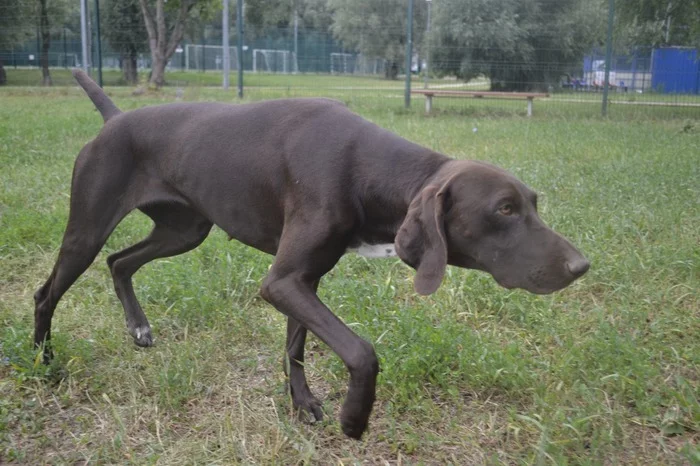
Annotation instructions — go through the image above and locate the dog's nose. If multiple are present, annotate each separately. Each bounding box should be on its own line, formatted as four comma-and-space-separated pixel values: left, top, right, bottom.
566, 257, 590, 278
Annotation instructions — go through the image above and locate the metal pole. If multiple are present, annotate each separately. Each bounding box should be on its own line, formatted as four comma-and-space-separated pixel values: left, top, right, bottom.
94, 0, 103, 87
63, 28, 67, 68
602, 0, 614, 117
404, 0, 414, 108
36, 28, 40, 69
424, 0, 431, 89
631, 47, 637, 91
664, 1, 672, 44
237, 0, 244, 98
222, 0, 230, 89
293, 9, 298, 74
80, 0, 89, 73
201, 28, 206, 72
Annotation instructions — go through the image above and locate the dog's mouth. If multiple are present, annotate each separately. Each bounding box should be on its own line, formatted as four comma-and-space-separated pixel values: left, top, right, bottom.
492, 268, 583, 295
495, 278, 567, 295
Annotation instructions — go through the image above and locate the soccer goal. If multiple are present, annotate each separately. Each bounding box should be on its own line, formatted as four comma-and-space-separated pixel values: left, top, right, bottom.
184, 44, 239, 71
354, 55, 387, 75
330, 53, 354, 74
252, 49, 298, 74
330, 53, 387, 76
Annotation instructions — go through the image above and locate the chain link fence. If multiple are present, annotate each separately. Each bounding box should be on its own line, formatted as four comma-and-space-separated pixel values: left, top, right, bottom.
1, 1, 698, 119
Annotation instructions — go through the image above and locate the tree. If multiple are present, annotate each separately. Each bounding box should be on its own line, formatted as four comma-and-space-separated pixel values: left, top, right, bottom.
138, 0, 217, 87
245, 0, 295, 30
35, 0, 74, 86
328, 0, 428, 79
103, 0, 148, 84
243, 0, 334, 35
38, 0, 51, 85
430, 0, 606, 91
616, 0, 700, 47
0, 0, 34, 84
299, 0, 334, 32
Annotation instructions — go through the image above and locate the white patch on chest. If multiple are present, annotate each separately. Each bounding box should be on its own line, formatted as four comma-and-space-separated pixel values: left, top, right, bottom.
349, 243, 397, 258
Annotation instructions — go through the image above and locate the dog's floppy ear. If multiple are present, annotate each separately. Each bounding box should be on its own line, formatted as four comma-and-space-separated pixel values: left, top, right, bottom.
395, 184, 449, 295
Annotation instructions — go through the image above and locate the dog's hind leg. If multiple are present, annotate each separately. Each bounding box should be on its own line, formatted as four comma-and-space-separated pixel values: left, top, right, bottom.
284, 280, 323, 422
34, 149, 131, 360
106, 203, 212, 347
34, 223, 121, 361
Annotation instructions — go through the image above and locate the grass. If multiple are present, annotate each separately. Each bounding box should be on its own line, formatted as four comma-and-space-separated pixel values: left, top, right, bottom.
3, 67, 438, 89
6, 66, 700, 112
0, 84, 698, 464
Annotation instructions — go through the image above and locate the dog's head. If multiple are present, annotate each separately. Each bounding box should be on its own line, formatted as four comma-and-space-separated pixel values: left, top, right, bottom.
395, 161, 589, 295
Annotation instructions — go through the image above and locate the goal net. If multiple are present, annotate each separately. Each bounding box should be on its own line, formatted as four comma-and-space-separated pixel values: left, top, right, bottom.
252, 49, 298, 74
184, 44, 239, 71
330, 53, 354, 74
330, 53, 387, 76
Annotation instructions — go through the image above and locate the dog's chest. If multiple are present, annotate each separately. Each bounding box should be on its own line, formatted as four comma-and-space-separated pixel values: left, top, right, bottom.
347, 243, 397, 258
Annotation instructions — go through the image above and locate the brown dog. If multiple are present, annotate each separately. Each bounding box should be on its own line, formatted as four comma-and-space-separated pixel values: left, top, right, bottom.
34, 70, 589, 439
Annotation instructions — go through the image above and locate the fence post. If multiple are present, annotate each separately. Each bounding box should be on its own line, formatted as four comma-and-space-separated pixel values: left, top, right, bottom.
629, 49, 634, 90
94, 0, 103, 87
223, 0, 230, 89
80, 0, 89, 73
36, 28, 40, 69
63, 28, 67, 68
602, 0, 614, 117
404, 0, 414, 108
424, 0, 432, 89
293, 9, 299, 74
201, 28, 206, 72
237, 0, 244, 98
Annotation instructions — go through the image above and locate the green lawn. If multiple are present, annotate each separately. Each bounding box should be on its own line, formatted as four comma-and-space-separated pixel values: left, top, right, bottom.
0, 87, 698, 464
5, 66, 700, 119
3, 67, 435, 89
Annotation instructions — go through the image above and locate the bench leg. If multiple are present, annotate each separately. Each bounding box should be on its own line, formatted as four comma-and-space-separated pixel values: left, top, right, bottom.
527, 97, 533, 117
425, 95, 432, 114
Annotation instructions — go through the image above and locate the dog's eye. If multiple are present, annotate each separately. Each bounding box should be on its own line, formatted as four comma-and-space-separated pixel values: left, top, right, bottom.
498, 204, 514, 216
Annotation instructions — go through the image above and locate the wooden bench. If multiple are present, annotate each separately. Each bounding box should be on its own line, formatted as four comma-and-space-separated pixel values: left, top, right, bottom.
412, 90, 549, 117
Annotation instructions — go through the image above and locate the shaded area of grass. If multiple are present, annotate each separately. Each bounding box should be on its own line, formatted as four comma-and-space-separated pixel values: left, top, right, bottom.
0, 90, 698, 464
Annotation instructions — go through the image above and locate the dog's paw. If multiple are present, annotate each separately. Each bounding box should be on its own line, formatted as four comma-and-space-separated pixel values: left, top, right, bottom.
41, 346, 54, 365
340, 412, 368, 440
293, 395, 324, 423
340, 418, 366, 440
130, 325, 154, 347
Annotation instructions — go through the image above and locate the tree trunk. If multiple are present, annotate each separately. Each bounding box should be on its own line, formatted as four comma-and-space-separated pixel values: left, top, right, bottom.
121, 50, 139, 85
663, 1, 673, 45
39, 0, 52, 86
0, 59, 6, 86
139, 0, 191, 88
385, 61, 399, 80
150, 54, 167, 87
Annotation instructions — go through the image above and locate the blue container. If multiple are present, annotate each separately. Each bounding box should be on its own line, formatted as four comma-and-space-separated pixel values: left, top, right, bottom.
651, 48, 700, 94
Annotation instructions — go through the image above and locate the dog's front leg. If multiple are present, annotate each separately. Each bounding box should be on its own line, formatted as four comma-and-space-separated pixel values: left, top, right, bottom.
261, 230, 378, 439
284, 315, 323, 422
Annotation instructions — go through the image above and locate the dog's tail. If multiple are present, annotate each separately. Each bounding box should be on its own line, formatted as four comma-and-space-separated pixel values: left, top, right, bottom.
72, 69, 121, 123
